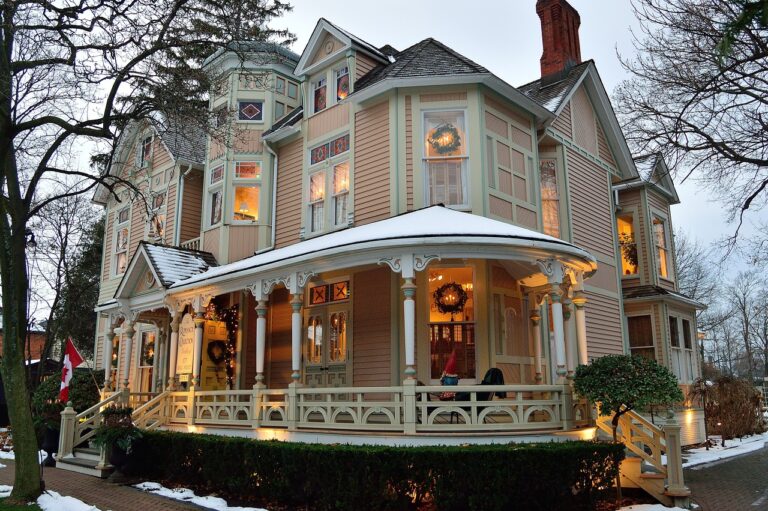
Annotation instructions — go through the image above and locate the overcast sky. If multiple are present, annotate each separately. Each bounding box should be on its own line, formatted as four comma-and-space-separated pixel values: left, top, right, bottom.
280, 0, 758, 263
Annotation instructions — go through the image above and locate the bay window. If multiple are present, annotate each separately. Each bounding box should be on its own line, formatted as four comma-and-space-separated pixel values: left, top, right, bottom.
669, 315, 697, 383
287, 81, 298, 99
617, 214, 638, 275
232, 161, 261, 223
307, 134, 351, 234
627, 315, 654, 360
423, 110, 468, 208
653, 216, 670, 278
114, 207, 129, 276
540, 159, 560, 237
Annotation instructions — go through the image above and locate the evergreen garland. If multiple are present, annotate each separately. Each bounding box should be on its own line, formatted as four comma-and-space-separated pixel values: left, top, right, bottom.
427, 123, 461, 154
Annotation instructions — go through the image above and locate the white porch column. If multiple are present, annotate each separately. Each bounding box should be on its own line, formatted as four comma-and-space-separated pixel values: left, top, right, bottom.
402, 278, 417, 378
103, 325, 115, 389
192, 313, 205, 388
563, 299, 575, 377
167, 311, 181, 388
290, 294, 302, 382
549, 288, 567, 379
121, 322, 135, 390
573, 291, 589, 365
530, 309, 543, 383
255, 300, 268, 387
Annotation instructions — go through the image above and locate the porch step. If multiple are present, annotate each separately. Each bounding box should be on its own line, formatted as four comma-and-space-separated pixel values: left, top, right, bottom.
619, 458, 673, 507
56, 450, 111, 478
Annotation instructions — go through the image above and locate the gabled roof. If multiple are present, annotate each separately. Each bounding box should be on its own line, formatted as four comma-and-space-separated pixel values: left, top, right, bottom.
294, 18, 389, 77
169, 205, 596, 293
629, 153, 680, 204
114, 242, 218, 299
355, 38, 489, 91
519, 61, 639, 180
518, 61, 592, 112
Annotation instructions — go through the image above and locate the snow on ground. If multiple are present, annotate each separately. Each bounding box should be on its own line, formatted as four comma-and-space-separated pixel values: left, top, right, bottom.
37, 490, 101, 511
0, 486, 100, 510
135, 482, 267, 511
683, 432, 768, 469
0, 449, 50, 462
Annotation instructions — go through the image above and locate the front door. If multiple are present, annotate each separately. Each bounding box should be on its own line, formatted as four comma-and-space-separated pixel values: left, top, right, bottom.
304, 305, 351, 387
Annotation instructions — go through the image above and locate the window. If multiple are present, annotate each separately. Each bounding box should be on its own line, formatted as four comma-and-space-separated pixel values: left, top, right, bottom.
333, 162, 349, 226
335, 66, 349, 101
209, 189, 222, 226
232, 162, 261, 223
540, 159, 560, 237
138, 136, 152, 167
307, 316, 323, 364
238, 101, 263, 121
313, 78, 327, 113
309, 172, 325, 233
308, 281, 349, 305
114, 207, 129, 275
329, 312, 347, 362
140, 331, 155, 367
617, 214, 638, 275
307, 135, 351, 234
149, 192, 165, 239
653, 216, 670, 278
213, 107, 228, 129
275, 101, 285, 120
669, 316, 679, 347
275, 76, 286, 95
210, 164, 224, 185
627, 315, 655, 360
669, 315, 696, 383
287, 81, 298, 99
424, 111, 468, 207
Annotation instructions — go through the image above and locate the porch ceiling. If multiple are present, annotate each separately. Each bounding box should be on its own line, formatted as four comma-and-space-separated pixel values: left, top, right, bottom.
169, 206, 597, 298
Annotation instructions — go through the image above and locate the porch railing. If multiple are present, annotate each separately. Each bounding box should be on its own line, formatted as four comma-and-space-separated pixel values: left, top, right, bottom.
179, 237, 201, 251
161, 383, 582, 435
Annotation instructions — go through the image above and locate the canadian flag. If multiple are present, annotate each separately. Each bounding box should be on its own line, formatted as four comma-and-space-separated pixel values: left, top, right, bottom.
59, 338, 84, 403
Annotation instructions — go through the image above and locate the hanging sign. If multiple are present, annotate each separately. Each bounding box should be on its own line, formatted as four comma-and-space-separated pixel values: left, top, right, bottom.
176, 313, 196, 376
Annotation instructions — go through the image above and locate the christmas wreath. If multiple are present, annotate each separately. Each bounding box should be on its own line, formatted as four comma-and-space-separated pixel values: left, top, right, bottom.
432, 281, 468, 315
206, 340, 227, 365
427, 123, 461, 155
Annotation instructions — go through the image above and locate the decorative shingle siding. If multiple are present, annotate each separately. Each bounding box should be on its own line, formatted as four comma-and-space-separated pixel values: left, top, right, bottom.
354, 100, 390, 225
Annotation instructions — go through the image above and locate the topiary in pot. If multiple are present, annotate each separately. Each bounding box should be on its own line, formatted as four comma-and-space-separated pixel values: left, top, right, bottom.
92, 406, 142, 483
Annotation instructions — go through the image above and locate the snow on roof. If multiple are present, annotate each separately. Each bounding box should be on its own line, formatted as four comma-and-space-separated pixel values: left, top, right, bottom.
633, 153, 660, 182
171, 206, 593, 290
142, 243, 218, 288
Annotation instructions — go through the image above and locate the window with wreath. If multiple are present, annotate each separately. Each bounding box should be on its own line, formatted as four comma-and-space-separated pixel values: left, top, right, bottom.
307, 134, 350, 234
114, 207, 129, 275
540, 159, 560, 238
424, 111, 468, 208
653, 216, 671, 278
617, 214, 638, 275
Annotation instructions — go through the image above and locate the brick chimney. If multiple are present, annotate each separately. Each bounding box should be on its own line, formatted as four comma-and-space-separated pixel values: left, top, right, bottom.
537, 0, 582, 77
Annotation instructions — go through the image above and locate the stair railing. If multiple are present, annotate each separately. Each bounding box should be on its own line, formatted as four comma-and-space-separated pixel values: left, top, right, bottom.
57, 391, 122, 459
132, 390, 171, 430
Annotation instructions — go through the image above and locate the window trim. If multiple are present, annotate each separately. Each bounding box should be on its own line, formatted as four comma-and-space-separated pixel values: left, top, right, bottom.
305, 133, 352, 236
231, 161, 262, 224
311, 77, 327, 115
651, 210, 674, 282
206, 185, 224, 228
626, 312, 656, 361
421, 108, 470, 210
148, 188, 167, 241
617, 208, 641, 278
236, 100, 265, 123
335, 65, 349, 102
668, 313, 697, 383
138, 134, 153, 168
287, 80, 299, 100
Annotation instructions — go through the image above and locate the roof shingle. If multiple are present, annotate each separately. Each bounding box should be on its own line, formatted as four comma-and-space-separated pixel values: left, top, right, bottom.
142, 242, 218, 288
518, 61, 592, 112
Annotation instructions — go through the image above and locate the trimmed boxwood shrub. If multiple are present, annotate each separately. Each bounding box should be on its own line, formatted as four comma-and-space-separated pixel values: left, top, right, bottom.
127, 430, 624, 511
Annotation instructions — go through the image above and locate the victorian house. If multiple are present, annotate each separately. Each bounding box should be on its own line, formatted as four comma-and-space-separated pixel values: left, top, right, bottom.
62, 2, 701, 497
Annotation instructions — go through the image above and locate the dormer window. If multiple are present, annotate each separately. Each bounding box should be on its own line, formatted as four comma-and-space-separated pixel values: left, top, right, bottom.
307, 134, 351, 234
114, 207, 130, 276
336, 66, 349, 101
313, 78, 327, 113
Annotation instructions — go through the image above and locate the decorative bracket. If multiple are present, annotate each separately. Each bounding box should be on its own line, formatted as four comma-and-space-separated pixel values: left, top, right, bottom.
379, 253, 441, 278
536, 258, 565, 285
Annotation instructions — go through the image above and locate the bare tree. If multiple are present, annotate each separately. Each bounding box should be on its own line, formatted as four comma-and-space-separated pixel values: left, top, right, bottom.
616, 0, 768, 251
0, 0, 293, 501
726, 272, 763, 383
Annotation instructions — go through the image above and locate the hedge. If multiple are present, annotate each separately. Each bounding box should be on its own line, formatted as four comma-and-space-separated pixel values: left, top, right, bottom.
127, 430, 624, 511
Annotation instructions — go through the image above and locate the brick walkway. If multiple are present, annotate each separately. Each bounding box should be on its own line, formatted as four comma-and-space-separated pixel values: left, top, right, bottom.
686, 445, 768, 511
0, 460, 201, 511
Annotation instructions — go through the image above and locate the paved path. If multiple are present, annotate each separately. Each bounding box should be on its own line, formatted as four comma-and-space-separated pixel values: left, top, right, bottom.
0, 460, 201, 511
686, 444, 768, 510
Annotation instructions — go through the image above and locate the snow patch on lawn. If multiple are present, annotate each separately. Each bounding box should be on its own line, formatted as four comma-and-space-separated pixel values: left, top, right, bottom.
0, 485, 11, 498
135, 482, 267, 511
0, 449, 49, 461
37, 490, 101, 511
683, 432, 768, 469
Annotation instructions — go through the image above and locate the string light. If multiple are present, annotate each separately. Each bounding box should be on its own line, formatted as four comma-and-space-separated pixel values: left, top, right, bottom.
205, 301, 240, 388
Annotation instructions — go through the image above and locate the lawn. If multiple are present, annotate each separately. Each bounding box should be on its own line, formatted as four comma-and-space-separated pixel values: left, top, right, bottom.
0, 499, 42, 510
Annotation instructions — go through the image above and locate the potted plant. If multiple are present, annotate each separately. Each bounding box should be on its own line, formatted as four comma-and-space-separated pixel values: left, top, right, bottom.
92, 406, 142, 482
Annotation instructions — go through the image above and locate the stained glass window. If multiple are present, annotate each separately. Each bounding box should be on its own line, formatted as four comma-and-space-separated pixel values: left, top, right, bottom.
238, 101, 263, 121
310, 285, 327, 305
332, 281, 349, 301
336, 67, 349, 101
330, 134, 349, 157
310, 134, 349, 165
310, 144, 329, 165
313, 78, 327, 113
210, 164, 224, 184
235, 161, 261, 179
